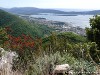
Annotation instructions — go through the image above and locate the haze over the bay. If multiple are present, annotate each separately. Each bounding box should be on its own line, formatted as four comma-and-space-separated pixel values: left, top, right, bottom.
0, 0, 100, 10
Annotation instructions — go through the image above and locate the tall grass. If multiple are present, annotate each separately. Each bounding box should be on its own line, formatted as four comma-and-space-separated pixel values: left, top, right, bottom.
27, 52, 96, 75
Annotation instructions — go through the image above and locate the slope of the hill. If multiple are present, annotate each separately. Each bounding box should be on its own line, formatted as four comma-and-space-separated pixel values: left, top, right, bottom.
43, 32, 87, 44
0, 9, 53, 38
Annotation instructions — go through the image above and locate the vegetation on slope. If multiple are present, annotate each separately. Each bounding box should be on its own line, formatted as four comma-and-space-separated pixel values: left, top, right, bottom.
0, 9, 53, 38
86, 15, 100, 64
0, 9, 99, 75
0, 27, 97, 75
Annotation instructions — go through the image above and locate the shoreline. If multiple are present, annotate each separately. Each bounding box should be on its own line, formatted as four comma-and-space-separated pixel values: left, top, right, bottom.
20, 15, 86, 36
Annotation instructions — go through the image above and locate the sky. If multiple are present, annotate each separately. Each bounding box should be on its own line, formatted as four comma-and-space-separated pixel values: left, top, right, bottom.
0, 0, 100, 9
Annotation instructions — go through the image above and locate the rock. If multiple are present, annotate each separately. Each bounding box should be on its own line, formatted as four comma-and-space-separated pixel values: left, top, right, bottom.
53, 64, 73, 75
0, 47, 17, 75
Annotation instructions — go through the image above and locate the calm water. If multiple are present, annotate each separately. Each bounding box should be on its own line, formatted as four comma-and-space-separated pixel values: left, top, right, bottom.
31, 14, 93, 28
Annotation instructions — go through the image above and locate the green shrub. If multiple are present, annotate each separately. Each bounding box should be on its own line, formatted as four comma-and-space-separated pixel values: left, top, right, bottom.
26, 52, 96, 75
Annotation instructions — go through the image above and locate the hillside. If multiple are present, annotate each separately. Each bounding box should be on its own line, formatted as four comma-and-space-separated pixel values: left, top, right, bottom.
0, 9, 53, 38
0, 9, 98, 75
43, 32, 86, 44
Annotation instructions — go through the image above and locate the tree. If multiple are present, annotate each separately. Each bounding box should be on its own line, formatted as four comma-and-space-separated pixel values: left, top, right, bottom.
86, 15, 100, 64
0, 27, 8, 47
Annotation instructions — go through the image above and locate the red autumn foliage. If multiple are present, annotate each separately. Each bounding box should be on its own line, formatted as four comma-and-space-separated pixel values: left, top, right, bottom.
5, 34, 34, 50
4, 26, 34, 53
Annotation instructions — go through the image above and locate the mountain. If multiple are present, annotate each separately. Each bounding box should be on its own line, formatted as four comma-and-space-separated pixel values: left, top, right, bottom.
0, 9, 53, 38
1, 7, 66, 15
85, 10, 100, 15
1, 7, 100, 15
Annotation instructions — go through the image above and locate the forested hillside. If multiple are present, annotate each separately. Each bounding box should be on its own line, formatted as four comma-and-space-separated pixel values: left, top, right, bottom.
0, 9, 53, 38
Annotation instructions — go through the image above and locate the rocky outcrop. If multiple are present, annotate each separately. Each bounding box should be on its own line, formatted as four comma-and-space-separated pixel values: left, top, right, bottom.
0, 47, 18, 75
53, 64, 73, 75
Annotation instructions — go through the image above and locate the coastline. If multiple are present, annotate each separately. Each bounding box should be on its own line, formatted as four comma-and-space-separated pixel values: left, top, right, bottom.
20, 15, 86, 36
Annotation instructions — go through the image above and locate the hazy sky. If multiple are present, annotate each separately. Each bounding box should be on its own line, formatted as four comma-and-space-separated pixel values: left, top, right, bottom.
0, 0, 100, 9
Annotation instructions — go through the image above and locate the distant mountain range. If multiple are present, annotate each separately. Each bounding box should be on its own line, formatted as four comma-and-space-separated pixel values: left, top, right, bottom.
0, 7, 100, 15
0, 7, 66, 15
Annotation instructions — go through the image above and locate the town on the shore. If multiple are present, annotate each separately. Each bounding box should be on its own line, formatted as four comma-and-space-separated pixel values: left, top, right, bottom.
20, 15, 86, 36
